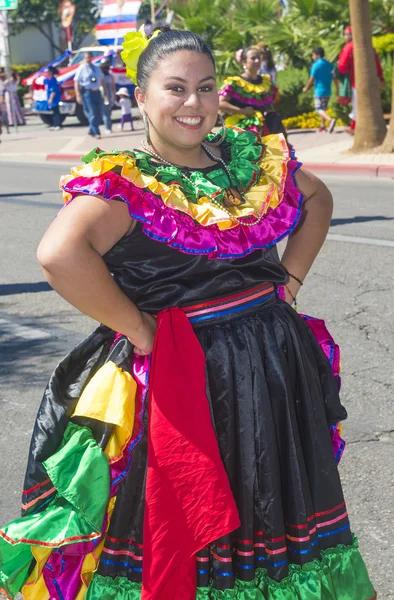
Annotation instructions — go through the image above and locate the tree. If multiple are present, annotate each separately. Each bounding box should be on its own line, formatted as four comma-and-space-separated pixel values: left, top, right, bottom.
349, 0, 387, 150
10, 0, 97, 55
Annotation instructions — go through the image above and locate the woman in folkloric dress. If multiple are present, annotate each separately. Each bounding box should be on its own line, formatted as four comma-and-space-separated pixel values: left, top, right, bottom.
0, 29, 375, 600
219, 46, 286, 138
4, 70, 25, 126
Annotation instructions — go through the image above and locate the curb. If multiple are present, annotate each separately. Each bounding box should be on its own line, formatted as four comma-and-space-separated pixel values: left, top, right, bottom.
46, 153, 394, 179
47, 153, 82, 162
302, 162, 394, 178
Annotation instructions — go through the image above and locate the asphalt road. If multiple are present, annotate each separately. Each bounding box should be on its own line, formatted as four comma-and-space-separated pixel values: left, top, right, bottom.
0, 163, 393, 598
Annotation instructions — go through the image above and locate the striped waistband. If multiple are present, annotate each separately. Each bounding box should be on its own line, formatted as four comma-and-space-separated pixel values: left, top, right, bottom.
182, 282, 276, 325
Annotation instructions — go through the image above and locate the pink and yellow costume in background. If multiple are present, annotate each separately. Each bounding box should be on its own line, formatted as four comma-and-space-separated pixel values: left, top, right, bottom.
219, 75, 280, 135
0, 128, 374, 599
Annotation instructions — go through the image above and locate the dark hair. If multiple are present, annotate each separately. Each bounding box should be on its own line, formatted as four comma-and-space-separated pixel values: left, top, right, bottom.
137, 29, 215, 90
313, 47, 325, 58
151, 24, 171, 35
261, 46, 275, 71
47, 66, 59, 75
240, 46, 260, 63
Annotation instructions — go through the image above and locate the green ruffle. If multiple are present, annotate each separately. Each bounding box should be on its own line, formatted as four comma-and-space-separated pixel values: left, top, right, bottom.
0, 422, 110, 598
85, 538, 374, 600
80, 127, 265, 205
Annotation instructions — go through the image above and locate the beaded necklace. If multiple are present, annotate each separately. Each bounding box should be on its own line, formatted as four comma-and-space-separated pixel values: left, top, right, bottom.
140, 140, 264, 228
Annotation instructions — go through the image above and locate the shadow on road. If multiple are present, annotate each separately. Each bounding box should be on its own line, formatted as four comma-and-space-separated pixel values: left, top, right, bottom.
0, 192, 45, 198
0, 337, 61, 381
331, 215, 394, 227
0, 282, 52, 296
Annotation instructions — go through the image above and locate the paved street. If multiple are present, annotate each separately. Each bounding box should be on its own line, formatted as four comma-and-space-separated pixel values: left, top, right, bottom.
0, 163, 393, 598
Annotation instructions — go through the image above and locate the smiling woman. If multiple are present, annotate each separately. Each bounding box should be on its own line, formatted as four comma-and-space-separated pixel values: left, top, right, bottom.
0, 28, 376, 600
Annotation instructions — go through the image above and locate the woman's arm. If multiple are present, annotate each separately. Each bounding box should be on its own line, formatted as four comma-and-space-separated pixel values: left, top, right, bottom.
37, 195, 156, 354
281, 169, 333, 302
219, 97, 254, 117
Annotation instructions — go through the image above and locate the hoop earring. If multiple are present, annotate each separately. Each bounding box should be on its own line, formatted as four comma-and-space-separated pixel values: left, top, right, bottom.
205, 114, 226, 147
142, 112, 151, 145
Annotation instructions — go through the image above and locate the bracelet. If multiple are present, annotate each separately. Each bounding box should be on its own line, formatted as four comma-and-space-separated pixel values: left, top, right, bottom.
285, 284, 298, 310
288, 272, 303, 286
282, 266, 303, 286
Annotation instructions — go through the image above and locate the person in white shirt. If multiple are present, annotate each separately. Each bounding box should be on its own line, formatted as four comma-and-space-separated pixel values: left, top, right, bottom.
74, 52, 103, 138
116, 87, 134, 131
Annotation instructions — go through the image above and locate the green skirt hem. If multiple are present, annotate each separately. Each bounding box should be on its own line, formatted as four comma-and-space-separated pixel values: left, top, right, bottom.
86, 537, 375, 599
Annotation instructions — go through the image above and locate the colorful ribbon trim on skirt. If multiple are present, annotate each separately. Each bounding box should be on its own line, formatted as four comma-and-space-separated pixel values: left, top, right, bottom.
181, 282, 276, 325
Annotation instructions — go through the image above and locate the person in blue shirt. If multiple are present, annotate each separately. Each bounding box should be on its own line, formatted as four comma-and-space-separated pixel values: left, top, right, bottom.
303, 47, 336, 133
74, 52, 104, 139
44, 66, 62, 130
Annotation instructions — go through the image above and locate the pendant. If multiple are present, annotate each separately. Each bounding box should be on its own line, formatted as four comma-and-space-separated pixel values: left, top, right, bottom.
223, 188, 245, 208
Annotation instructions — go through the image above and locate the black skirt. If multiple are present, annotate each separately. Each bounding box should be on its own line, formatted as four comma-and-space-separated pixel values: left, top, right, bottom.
11, 296, 374, 599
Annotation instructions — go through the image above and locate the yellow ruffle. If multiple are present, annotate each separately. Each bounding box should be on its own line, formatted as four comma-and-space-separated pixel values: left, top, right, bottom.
72, 361, 137, 464
222, 75, 273, 95
21, 547, 52, 599
62, 133, 290, 231
225, 111, 264, 128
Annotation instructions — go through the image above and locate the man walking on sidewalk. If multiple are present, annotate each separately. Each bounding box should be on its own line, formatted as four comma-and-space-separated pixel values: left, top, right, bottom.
338, 25, 384, 134
74, 52, 103, 139
303, 47, 336, 133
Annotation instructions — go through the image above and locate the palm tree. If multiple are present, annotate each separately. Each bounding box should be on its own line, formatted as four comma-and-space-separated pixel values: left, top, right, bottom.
349, 0, 387, 151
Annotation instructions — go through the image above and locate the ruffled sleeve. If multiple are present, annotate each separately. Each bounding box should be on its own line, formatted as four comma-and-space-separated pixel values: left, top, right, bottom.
60, 130, 304, 260
218, 77, 236, 100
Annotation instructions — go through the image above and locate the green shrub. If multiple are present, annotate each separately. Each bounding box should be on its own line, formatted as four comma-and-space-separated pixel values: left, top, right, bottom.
11, 63, 43, 80
11, 63, 43, 105
275, 68, 314, 119
381, 55, 393, 115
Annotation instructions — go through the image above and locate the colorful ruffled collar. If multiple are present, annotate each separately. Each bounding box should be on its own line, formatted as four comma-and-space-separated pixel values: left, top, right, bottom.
221, 75, 273, 95
61, 131, 303, 259
82, 127, 264, 209
78, 127, 271, 229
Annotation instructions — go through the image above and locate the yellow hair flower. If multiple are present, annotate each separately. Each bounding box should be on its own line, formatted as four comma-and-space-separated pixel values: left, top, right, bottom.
121, 25, 160, 83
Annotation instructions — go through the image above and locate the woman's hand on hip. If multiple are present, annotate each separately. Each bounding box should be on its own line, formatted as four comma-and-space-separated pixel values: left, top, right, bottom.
129, 312, 157, 355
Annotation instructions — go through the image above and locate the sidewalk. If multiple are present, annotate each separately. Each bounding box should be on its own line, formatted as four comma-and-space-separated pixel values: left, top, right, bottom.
1, 116, 394, 177
0, 113, 145, 164
289, 128, 394, 177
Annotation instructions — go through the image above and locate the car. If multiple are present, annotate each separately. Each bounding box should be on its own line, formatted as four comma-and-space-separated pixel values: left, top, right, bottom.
22, 45, 135, 126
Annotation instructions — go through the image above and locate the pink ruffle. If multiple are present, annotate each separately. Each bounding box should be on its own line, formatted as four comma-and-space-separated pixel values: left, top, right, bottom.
301, 314, 345, 463
218, 87, 275, 107
301, 315, 341, 388
61, 159, 303, 260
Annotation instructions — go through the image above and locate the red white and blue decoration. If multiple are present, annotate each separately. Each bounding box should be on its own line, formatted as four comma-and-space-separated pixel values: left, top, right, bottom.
96, 0, 142, 46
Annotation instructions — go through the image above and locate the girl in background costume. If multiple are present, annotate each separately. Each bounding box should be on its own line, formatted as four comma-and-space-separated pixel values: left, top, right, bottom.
259, 44, 277, 84
219, 46, 286, 137
0, 28, 375, 600
4, 70, 25, 127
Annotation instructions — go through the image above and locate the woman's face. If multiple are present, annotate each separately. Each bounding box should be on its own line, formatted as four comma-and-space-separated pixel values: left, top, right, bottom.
243, 49, 261, 73
135, 50, 219, 150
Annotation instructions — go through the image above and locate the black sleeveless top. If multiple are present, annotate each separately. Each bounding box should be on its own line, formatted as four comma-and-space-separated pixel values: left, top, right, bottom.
103, 223, 286, 313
